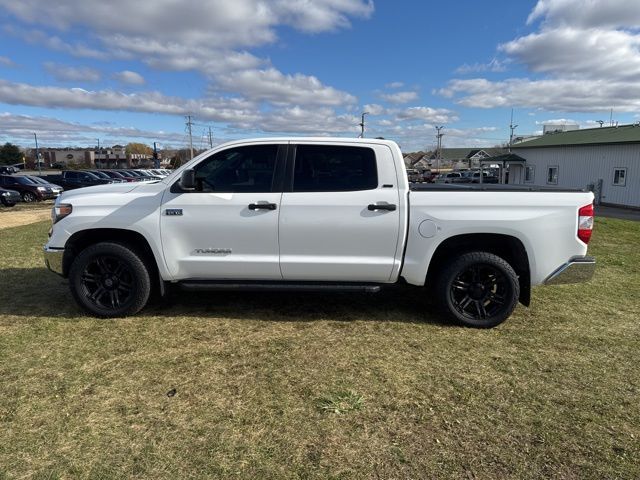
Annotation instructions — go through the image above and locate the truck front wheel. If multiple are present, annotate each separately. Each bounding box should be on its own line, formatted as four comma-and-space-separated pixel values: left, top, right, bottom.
436, 251, 519, 328
69, 242, 151, 317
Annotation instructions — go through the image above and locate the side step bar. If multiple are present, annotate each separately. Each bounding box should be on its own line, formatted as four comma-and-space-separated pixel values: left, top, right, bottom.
178, 281, 383, 293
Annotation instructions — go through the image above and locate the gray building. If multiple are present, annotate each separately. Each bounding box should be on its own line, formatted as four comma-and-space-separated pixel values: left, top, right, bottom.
510, 125, 640, 208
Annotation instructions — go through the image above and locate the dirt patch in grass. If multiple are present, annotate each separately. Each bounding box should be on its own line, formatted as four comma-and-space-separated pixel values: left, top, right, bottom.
0, 205, 52, 229
0, 219, 638, 479
0, 208, 51, 229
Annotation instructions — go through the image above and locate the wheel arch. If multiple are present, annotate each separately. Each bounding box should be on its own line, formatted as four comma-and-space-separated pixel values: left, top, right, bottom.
425, 233, 531, 306
62, 228, 163, 294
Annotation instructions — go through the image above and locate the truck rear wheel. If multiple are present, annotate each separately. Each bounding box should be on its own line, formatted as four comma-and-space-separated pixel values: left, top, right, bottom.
69, 242, 151, 318
436, 251, 519, 328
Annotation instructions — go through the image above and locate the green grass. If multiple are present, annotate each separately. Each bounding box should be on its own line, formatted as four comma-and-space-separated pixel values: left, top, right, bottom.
0, 218, 638, 479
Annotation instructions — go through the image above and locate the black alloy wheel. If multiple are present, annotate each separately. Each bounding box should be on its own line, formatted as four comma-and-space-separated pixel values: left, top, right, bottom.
69, 242, 151, 317
437, 251, 519, 328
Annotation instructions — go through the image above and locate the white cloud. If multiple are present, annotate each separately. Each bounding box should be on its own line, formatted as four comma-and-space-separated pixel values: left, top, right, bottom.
0, 80, 258, 123
113, 70, 145, 85
385, 81, 404, 89
379, 91, 419, 104
44, 62, 101, 82
363, 103, 388, 116
440, 0, 640, 113
3, 26, 104, 59
439, 77, 640, 112
0, 55, 15, 67
214, 68, 356, 106
455, 58, 507, 74
396, 106, 458, 124
0, 0, 370, 111
500, 27, 640, 81
0, 112, 188, 145
527, 0, 640, 28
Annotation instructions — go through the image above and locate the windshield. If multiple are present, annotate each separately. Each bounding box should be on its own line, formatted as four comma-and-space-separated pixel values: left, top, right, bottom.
90, 171, 110, 179
27, 176, 47, 184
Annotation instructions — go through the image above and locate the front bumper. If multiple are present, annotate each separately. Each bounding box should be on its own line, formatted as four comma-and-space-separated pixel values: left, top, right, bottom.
544, 256, 596, 285
44, 246, 64, 276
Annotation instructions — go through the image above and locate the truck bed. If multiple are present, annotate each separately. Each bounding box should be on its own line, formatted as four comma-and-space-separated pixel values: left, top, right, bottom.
410, 183, 588, 193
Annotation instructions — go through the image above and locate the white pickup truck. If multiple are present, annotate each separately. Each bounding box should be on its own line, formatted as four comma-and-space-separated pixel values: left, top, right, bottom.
44, 138, 595, 327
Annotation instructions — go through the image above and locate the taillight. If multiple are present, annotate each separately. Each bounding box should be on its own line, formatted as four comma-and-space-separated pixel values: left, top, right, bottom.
578, 203, 594, 244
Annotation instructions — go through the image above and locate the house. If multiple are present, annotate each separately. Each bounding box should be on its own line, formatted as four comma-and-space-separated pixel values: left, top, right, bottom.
431, 148, 506, 170
403, 151, 432, 171
510, 124, 640, 208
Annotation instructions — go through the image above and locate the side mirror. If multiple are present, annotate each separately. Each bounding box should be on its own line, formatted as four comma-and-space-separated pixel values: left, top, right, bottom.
180, 169, 196, 191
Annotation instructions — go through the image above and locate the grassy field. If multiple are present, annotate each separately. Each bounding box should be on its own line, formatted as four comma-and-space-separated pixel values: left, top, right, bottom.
0, 218, 638, 479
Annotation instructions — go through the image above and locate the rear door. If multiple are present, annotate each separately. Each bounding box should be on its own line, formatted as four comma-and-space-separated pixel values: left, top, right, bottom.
160, 143, 285, 280
279, 142, 402, 282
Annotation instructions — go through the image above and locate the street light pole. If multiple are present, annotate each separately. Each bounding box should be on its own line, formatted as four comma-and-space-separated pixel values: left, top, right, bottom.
358, 112, 369, 138
435, 126, 444, 173
33, 132, 41, 174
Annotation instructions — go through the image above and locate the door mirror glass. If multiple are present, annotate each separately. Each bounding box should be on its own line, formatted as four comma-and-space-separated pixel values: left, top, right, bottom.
180, 169, 196, 190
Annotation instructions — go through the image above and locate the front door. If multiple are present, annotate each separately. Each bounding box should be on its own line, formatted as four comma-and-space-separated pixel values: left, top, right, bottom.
161, 143, 285, 280
279, 143, 402, 282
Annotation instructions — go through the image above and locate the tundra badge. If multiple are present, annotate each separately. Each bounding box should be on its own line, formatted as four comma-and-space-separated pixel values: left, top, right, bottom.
165, 208, 183, 216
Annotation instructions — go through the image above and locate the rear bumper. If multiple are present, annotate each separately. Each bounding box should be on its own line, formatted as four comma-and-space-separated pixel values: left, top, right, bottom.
544, 256, 596, 285
43, 246, 64, 276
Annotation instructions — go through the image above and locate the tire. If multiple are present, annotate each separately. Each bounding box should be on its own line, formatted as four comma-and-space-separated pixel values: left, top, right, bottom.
1, 200, 16, 207
22, 192, 37, 203
69, 242, 151, 318
436, 251, 519, 328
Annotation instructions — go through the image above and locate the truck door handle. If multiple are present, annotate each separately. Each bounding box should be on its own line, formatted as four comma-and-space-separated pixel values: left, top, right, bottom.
368, 203, 396, 211
248, 202, 277, 211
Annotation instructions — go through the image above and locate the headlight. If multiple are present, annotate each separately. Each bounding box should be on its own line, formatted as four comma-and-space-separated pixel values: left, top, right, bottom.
37, 186, 46, 191
1, 192, 9, 196
51, 203, 72, 224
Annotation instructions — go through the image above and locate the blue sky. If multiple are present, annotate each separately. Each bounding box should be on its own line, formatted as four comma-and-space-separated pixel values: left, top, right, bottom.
1, 0, 639, 151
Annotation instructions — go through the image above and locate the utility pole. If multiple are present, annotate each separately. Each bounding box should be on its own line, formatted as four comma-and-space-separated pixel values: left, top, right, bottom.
435, 126, 444, 173
33, 132, 41, 174
358, 112, 369, 138
509, 109, 518, 153
208, 126, 213, 148
186, 115, 194, 159
153, 142, 159, 169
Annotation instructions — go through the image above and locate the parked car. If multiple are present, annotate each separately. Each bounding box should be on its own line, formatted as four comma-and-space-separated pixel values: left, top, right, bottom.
406, 168, 422, 183
464, 171, 500, 184
44, 137, 595, 328
0, 186, 21, 207
98, 170, 137, 182
0, 175, 56, 202
0, 166, 19, 174
25, 175, 64, 197
434, 172, 467, 183
86, 170, 125, 183
40, 170, 115, 190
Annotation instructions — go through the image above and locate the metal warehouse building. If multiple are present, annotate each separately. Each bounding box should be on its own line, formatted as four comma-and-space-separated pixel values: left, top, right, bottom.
509, 125, 640, 208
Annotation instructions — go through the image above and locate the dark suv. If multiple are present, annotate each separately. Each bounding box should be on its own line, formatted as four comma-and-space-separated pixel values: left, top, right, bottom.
0, 175, 57, 202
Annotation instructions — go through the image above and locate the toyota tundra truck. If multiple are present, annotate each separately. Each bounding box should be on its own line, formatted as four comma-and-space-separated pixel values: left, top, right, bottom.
43, 138, 595, 328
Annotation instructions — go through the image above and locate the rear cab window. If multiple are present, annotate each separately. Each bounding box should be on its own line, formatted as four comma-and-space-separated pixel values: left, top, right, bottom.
292, 145, 378, 192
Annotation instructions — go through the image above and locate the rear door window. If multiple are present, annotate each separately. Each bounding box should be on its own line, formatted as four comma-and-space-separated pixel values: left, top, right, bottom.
292, 145, 378, 192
